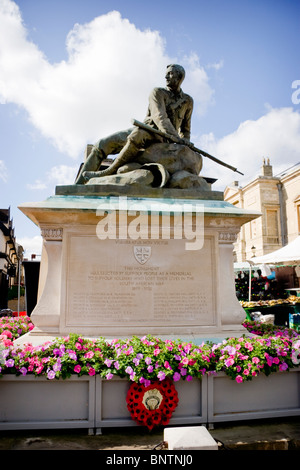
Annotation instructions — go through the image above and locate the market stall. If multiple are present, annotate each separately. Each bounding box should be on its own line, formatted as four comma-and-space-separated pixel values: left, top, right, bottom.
234, 262, 278, 302
244, 236, 300, 327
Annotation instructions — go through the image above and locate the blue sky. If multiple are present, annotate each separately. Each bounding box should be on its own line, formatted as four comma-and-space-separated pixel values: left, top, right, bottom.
0, 0, 299, 256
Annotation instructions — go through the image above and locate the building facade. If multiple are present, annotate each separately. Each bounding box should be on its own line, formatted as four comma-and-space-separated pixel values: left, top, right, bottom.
224, 160, 300, 262
0, 208, 21, 308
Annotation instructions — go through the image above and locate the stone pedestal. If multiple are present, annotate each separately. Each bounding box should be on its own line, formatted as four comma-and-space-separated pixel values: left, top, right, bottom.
19, 193, 260, 343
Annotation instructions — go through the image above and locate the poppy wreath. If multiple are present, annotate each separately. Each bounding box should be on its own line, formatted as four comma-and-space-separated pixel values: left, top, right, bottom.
126, 379, 179, 430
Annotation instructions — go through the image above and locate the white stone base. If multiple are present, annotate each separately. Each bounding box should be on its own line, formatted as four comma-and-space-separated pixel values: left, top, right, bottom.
18, 195, 260, 340
164, 426, 218, 450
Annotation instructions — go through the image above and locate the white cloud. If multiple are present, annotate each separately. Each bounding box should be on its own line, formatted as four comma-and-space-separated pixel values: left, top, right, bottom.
197, 107, 300, 190
182, 53, 215, 116
27, 164, 78, 190
0, 1, 215, 159
46, 164, 78, 185
206, 59, 224, 71
17, 235, 43, 257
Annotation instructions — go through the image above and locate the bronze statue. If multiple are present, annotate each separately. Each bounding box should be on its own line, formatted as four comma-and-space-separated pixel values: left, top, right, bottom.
75, 64, 243, 186
75, 64, 193, 184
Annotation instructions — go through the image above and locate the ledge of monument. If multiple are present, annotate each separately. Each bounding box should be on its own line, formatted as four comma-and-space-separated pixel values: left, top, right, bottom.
55, 183, 224, 201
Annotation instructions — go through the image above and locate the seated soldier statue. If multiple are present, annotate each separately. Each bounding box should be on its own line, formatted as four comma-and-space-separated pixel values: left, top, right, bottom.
75, 64, 193, 184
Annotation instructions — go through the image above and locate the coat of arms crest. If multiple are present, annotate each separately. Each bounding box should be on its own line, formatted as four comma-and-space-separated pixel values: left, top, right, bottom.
133, 246, 151, 264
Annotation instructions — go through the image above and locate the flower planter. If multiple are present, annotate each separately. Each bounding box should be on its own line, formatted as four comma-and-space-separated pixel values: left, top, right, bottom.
0, 375, 207, 432
1, 369, 300, 432
208, 367, 300, 425
0, 375, 95, 432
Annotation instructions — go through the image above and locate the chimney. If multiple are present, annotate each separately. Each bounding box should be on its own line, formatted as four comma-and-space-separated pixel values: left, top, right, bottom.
262, 157, 273, 177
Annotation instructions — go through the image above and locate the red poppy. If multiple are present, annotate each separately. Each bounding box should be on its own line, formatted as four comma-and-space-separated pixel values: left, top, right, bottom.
126, 379, 178, 430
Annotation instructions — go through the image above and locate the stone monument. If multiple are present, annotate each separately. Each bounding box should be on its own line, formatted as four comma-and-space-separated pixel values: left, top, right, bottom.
18, 64, 260, 344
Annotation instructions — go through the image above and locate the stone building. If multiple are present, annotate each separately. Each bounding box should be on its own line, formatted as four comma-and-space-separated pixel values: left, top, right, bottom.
0, 208, 21, 308
224, 160, 300, 262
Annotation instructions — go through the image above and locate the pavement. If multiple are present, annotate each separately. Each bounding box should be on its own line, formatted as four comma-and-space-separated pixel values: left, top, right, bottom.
1, 417, 300, 451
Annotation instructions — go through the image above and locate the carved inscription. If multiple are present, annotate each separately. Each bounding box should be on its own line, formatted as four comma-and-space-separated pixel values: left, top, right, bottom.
65, 237, 215, 327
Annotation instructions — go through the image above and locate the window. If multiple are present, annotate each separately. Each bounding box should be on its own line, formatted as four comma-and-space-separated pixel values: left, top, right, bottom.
266, 209, 279, 244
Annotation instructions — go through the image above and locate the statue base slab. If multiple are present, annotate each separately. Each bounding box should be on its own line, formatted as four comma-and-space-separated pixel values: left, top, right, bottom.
55, 183, 223, 200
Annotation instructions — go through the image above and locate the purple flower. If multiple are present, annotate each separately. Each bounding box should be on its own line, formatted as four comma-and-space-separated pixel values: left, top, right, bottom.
125, 366, 133, 375
143, 379, 151, 388
145, 357, 152, 365
106, 372, 114, 380
133, 357, 140, 366
53, 361, 61, 372
2, 349, 9, 359
20, 367, 27, 376
266, 354, 273, 367
104, 358, 113, 367
157, 371, 165, 381
224, 345, 236, 355
68, 350, 77, 360
173, 372, 181, 382
5, 359, 14, 367
114, 361, 120, 370
186, 375, 193, 381
147, 365, 153, 373
47, 370, 56, 380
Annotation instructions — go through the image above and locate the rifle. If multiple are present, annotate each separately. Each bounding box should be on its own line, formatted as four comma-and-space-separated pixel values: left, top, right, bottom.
132, 119, 244, 176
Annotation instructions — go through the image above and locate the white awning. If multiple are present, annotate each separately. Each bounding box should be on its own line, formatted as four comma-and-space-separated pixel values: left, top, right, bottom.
248, 236, 300, 265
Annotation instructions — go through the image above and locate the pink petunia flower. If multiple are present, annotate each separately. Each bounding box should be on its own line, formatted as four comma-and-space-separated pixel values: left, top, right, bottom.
224, 357, 234, 367
84, 351, 94, 359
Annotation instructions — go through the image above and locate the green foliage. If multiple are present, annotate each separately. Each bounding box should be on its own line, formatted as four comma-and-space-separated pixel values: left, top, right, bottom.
1, 320, 299, 384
